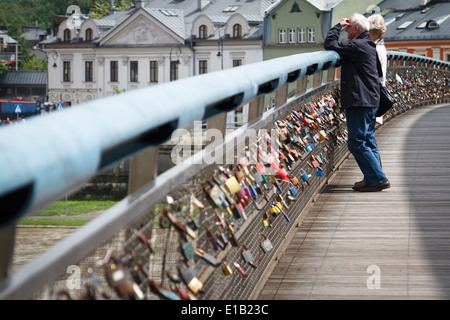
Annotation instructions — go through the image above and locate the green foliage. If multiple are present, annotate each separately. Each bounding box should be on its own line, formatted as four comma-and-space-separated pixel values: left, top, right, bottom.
22, 54, 47, 71
34, 200, 118, 216
0, 61, 7, 75
0, 0, 133, 29
89, 0, 133, 19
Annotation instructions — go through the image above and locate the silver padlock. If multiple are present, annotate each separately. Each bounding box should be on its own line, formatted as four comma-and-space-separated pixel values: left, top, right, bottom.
241, 244, 257, 268
259, 233, 273, 253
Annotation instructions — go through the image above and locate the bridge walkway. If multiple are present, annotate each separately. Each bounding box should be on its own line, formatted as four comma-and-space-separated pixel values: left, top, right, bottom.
257, 103, 450, 300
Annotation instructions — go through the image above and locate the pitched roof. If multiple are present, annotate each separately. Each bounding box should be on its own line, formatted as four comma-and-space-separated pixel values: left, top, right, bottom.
380, 0, 450, 41
0, 71, 47, 86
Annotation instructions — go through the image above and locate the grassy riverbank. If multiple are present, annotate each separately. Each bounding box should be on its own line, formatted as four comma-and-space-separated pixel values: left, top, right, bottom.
18, 200, 119, 227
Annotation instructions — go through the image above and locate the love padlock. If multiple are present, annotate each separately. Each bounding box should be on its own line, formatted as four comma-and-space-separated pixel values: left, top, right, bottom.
300, 169, 311, 186
259, 233, 273, 253
222, 261, 233, 276
241, 244, 257, 268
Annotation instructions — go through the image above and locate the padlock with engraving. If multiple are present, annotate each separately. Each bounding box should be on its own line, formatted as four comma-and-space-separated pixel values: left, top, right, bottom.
222, 261, 233, 276
241, 244, 257, 268
179, 265, 203, 295
259, 233, 274, 253
104, 256, 145, 300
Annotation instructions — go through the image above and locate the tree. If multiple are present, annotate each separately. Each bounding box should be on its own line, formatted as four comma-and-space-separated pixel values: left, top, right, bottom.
22, 54, 47, 71
0, 61, 7, 75
89, 0, 133, 19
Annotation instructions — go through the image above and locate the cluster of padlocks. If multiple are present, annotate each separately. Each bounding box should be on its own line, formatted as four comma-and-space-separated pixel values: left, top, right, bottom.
48, 86, 353, 300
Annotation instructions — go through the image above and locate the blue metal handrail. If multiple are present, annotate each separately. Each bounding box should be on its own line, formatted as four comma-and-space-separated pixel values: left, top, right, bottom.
0, 50, 448, 227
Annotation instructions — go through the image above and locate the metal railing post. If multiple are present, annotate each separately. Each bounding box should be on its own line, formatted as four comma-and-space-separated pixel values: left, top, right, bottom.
0, 226, 15, 290
127, 147, 159, 194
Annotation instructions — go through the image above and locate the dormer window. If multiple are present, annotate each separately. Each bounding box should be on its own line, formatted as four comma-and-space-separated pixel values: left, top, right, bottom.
233, 24, 242, 38
426, 20, 439, 29
85, 28, 93, 41
199, 25, 207, 39
63, 29, 71, 41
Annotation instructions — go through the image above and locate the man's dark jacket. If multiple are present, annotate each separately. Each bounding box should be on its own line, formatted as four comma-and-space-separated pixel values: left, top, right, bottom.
324, 23, 380, 109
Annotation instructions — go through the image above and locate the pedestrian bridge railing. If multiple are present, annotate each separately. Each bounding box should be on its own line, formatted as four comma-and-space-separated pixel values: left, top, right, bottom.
0, 50, 448, 300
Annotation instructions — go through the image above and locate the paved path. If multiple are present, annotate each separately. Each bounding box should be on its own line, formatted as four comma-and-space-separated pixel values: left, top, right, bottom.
258, 104, 450, 299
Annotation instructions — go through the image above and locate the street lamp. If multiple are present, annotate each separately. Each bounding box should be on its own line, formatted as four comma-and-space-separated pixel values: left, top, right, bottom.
169, 45, 181, 81
49, 50, 58, 68
217, 37, 223, 70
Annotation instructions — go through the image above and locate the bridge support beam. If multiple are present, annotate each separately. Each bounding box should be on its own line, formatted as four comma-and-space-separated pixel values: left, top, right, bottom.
275, 84, 288, 107
0, 226, 15, 291
127, 147, 159, 194
248, 95, 265, 122
296, 77, 307, 95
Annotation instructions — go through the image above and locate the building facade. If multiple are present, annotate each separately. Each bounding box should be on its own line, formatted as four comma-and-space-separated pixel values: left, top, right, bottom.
41, 0, 274, 125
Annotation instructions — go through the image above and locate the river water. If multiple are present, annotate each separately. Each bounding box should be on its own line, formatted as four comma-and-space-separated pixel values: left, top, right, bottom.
12, 227, 78, 273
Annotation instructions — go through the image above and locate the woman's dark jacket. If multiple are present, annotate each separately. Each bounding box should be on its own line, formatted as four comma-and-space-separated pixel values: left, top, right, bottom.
324, 23, 380, 109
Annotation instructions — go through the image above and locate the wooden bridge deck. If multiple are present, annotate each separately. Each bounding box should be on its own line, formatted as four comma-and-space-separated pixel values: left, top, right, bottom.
257, 103, 450, 300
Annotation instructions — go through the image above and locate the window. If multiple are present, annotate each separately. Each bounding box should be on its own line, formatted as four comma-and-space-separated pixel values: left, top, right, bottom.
199, 25, 207, 39
224, 5, 239, 12
85, 61, 93, 82
170, 61, 178, 81
150, 60, 158, 83
160, 9, 178, 16
110, 61, 118, 82
85, 28, 93, 41
130, 61, 138, 82
307, 27, 315, 43
199, 60, 207, 74
63, 29, 71, 42
298, 28, 305, 43
233, 24, 242, 38
279, 29, 286, 43
233, 59, 242, 67
288, 28, 296, 43
63, 61, 71, 82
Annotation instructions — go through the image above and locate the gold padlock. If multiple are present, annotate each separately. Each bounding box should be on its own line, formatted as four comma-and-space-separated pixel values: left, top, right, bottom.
225, 176, 241, 195
222, 262, 233, 276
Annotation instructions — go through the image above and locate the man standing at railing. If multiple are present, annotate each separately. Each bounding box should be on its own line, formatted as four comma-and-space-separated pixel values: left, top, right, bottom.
324, 13, 390, 192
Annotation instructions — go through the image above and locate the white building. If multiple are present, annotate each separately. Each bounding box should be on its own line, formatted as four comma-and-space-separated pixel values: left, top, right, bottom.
41, 0, 275, 125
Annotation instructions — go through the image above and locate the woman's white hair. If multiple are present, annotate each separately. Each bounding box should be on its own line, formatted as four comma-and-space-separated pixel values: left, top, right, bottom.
369, 14, 386, 38
350, 13, 370, 33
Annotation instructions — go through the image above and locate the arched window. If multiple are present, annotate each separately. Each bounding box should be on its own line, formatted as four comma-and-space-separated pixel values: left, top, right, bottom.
63, 29, 71, 42
85, 28, 93, 41
233, 24, 242, 38
199, 25, 207, 39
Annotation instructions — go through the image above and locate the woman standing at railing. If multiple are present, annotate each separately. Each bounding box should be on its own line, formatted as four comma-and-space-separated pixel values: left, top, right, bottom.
369, 14, 387, 86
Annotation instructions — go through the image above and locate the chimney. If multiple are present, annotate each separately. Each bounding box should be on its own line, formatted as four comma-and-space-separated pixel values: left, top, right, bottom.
135, 0, 144, 9
109, 0, 116, 15
420, 0, 430, 6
